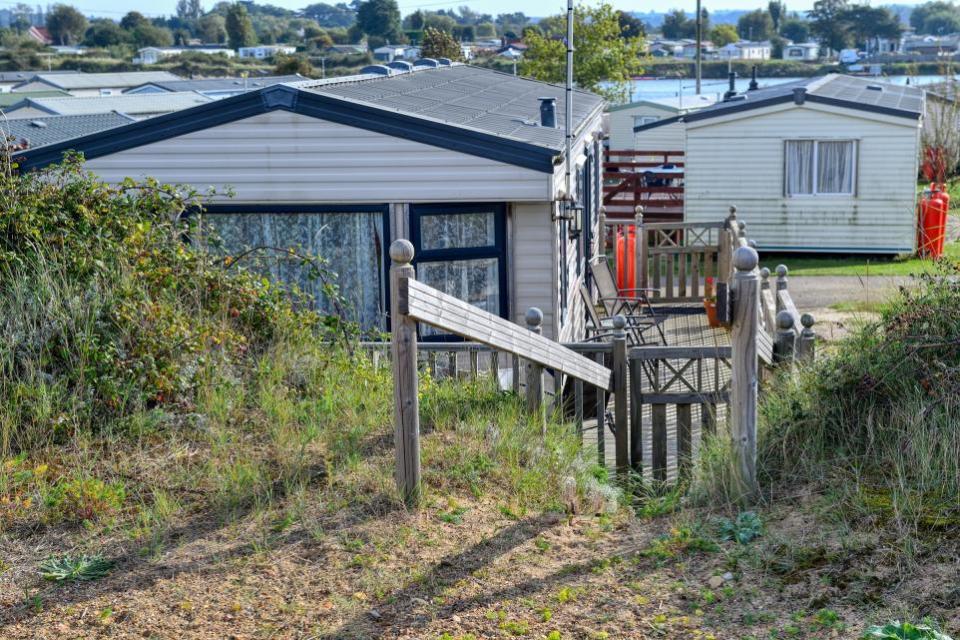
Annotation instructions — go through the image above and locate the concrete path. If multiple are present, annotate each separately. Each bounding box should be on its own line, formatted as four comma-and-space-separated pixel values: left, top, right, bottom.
787, 274, 914, 341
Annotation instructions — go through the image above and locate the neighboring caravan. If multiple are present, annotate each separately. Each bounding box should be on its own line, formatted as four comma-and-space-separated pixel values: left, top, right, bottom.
607, 95, 716, 152
18, 65, 606, 341
636, 74, 924, 253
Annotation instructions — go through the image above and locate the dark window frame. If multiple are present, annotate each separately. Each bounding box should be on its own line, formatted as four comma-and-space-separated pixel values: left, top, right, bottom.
409, 202, 509, 342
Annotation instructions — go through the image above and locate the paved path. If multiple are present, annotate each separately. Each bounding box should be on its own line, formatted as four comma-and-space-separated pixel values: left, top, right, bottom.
786, 274, 912, 308
787, 275, 913, 341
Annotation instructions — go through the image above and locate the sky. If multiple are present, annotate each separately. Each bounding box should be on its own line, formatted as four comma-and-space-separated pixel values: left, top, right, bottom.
7, 0, 926, 21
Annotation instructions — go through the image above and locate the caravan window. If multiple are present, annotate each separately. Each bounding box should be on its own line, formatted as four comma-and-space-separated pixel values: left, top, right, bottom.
785, 140, 857, 196
410, 204, 507, 339
199, 205, 389, 330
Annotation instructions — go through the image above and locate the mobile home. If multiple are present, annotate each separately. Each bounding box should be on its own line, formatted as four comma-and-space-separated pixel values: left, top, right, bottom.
18, 65, 606, 340
638, 75, 924, 253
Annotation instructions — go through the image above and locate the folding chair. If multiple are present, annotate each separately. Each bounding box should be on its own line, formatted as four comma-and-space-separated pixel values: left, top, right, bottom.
587, 257, 667, 345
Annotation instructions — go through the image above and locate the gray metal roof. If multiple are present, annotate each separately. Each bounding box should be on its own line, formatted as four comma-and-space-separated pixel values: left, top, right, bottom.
1, 112, 134, 148
126, 75, 305, 94
296, 64, 605, 151
687, 74, 924, 121
6, 92, 214, 116
0, 70, 72, 83
26, 71, 182, 90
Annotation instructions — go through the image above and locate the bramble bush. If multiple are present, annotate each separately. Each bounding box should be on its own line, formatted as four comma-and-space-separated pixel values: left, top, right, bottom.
0, 153, 320, 450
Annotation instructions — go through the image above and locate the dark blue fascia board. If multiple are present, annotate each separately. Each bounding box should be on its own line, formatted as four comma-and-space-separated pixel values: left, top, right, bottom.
17, 84, 560, 173
642, 92, 921, 131
633, 114, 683, 133
16, 89, 269, 171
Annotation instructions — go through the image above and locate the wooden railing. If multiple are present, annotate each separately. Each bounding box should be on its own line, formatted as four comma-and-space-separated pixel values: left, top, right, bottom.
381, 207, 818, 506
603, 149, 684, 222
600, 210, 722, 303
386, 239, 613, 505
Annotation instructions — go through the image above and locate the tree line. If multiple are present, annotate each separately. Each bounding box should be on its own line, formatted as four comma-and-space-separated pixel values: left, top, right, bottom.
660, 0, 960, 56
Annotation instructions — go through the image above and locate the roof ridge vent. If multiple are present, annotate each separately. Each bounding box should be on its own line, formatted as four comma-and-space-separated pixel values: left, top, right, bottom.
414, 58, 439, 67
387, 60, 413, 72
359, 65, 392, 76
437, 57, 452, 66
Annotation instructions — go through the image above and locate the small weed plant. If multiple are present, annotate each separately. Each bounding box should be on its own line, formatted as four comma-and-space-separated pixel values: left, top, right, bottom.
862, 621, 953, 640
39, 555, 114, 582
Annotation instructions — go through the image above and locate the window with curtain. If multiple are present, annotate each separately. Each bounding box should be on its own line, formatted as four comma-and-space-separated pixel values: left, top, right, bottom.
410, 204, 506, 340
785, 140, 856, 196
200, 208, 387, 330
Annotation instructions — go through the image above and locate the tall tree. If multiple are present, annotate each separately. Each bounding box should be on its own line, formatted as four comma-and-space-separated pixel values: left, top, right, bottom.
84, 18, 129, 46
840, 4, 902, 49
225, 2, 256, 48
808, 0, 851, 53
199, 13, 227, 43
910, 1, 960, 33
521, 2, 644, 102
737, 9, 774, 40
768, 0, 787, 30
421, 26, 462, 59
176, 0, 202, 20
355, 0, 402, 44
46, 4, 88, 45
301, 3, 356, 28
779, 16, 810, 42
922, 9, 960, 33
660, 9, 690, 39
120, 11, 149, 31
616, 11, 645, 39
710, 23, 739, 46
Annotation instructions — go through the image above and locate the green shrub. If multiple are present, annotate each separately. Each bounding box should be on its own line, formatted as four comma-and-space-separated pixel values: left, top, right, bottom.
0, 154, 320, 451
696, 262, 960, 540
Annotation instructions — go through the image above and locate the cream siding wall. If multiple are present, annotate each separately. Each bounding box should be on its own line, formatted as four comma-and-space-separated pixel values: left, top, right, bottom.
511, 202, 557, 339
634, 121, 686, 154
684, 103, 921, 253
83, 111, 553, 203
607, 103, 678, 150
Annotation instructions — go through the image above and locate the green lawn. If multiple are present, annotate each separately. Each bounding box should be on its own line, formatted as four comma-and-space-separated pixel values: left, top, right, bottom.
759, 241, 960, 277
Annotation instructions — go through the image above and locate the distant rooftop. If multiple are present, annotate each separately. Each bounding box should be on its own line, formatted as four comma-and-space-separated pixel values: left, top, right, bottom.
0, 90, 70, 108
1, 112, 134, 148
21, 71, 182, 90
125, 75, 305, 94
7, 91, 214, 116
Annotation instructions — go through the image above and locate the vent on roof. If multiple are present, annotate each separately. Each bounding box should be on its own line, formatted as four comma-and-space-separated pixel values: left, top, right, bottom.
29, 120, 47, 128
387, 60, 413, 72
867, 84, 883, 91
414, 58, 440, 67
360, 65, 392, 75
726, 94, 747, 102
437, 57, 452, 66
539, 97, 557, 128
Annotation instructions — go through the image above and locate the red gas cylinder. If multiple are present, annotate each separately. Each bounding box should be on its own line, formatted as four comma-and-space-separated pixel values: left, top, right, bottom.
616, 226, 636, 297
925, 195, 948, 259
934, 186, 951, 255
